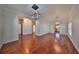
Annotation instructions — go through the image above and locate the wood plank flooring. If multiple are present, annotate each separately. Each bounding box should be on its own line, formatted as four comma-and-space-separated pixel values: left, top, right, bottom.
0, 33, 78, 54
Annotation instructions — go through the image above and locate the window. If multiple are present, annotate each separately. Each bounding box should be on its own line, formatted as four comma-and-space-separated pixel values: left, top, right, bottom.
68, 22, 72, 36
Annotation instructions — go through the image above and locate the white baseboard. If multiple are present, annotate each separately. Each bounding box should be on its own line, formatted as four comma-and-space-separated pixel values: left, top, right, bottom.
36, 33, 50, 36
67, 34, 79, 53
23, 32, 32, 35
36, 33, 46, 36
3, 37, 18, 44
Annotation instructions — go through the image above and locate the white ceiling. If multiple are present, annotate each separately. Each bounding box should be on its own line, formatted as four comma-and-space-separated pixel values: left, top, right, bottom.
1, 4, 73, 22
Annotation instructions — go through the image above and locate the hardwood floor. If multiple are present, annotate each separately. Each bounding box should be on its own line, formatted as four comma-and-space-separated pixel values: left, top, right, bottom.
0, 33, 78, 54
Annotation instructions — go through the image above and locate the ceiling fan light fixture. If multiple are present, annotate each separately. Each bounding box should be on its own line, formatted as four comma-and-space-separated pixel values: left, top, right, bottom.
32, 4, 39, 10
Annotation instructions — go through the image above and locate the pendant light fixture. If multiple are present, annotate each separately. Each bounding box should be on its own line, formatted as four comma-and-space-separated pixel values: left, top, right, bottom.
32, 4, 39, 10
32, 4, 40, 20
31, 4, 40, 36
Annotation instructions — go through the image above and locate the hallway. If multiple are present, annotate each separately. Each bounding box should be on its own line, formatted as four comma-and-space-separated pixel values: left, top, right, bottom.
0, 33, 78, 54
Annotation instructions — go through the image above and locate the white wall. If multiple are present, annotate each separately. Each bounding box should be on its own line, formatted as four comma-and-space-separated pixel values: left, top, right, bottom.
0, 7, 3, 48
36, 21, 49, 36
68, 5, 79, 52
22, 20, 53, 36
72, 5, 79, 52
35, 19, 68, 36
2, 7, 26, 44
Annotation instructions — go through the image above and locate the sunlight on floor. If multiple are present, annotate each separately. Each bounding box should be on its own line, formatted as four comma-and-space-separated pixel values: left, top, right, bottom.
54, 44, 62, 53
55, 32, 60, 39
25, 48, 29, 53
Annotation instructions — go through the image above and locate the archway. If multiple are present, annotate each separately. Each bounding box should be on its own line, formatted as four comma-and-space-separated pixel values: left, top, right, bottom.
18, 17, 37, 53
